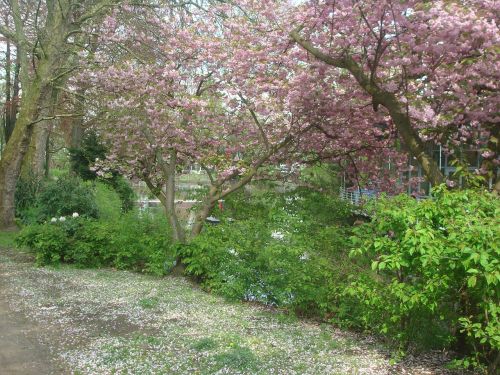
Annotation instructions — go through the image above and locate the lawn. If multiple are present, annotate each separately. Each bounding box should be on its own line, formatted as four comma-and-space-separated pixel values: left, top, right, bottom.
0, 244, 461, 374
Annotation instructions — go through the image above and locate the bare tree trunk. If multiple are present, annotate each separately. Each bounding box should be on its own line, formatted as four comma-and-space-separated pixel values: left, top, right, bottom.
3, 36, 12, 145
142, 153, 185, 243
44, 131, 51, 178
4, 52, 21, 145
22, 123, 50, 178
0, 83, 45, 228
2, 39, 19, 146
22, 83, 61, 178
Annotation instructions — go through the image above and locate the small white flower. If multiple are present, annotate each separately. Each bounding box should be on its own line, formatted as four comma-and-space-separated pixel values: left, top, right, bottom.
59, 216, 66, 222
227, 248, 237, 256
271, 231, 284, 240
50, 217, 57, 223
72, 212, 79, 218
299, 252, 310, 261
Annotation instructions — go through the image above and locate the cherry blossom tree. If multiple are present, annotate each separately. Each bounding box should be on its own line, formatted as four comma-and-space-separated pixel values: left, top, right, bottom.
89, 0, 499, 241
87, 2, 391, 240
286, 0, 499, 190
86, 4, 306, 240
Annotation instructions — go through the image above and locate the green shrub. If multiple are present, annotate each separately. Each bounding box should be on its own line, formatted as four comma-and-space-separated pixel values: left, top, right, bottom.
16, 223, 69, 265
16, 175, 99, 224
36, 175, 99, 221
95, 182, 122, 221
16, 212, 175, 276
69, 132, 107, 181
15, 172, 44, 224
345, 186, 499, 370
105, 212, 174, 274
69, 132, 135, 212
109, 175, 136, 212
68, 219, 112, 267
180, 189, 353, 315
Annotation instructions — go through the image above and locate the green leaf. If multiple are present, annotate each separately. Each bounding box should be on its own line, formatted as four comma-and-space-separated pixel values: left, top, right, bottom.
467, 275, 477, 288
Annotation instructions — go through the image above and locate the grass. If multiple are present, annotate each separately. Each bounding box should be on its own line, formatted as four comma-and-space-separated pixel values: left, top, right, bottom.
191, 337, 218, 351
212, 345, 259, 372
0, 230, 18, 248
138, 297, 159, 309
0, 243, 454, 374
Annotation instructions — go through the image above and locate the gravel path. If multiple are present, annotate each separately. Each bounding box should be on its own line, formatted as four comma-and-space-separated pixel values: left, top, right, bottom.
0, 246, 467, 375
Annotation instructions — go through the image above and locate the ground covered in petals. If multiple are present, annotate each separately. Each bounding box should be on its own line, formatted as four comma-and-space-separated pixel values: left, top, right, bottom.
0, 244, 465, 375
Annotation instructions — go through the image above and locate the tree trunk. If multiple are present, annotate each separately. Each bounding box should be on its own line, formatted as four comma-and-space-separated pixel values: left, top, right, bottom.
70, 88, 86, 149
165, 163, 185, 243
0, 81, 45, 228
3, 37, 12, 146
45, 131, 51, 178
21, 84, 61, 178
143, 150, 186, 243
191, 186, 218, 237
22, 122, 51, 178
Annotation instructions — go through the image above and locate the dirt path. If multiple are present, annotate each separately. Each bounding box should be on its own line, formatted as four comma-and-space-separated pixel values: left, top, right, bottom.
0, 282, 62, 374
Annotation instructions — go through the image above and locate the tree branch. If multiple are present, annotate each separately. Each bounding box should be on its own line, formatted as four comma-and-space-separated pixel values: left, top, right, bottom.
290, 29, 445, 186
0, 25, 18, 43
28, 112, 84, 126
238, 93, 270, 152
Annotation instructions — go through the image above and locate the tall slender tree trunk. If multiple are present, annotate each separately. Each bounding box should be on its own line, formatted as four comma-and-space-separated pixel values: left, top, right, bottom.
21, 87, 59, 178
5, 53, 21, 145
0, 80, 46, 228
2, 39, 19, 146
3, 36, 12, 147
44, 132, 51, 178
71, 92, 85, 149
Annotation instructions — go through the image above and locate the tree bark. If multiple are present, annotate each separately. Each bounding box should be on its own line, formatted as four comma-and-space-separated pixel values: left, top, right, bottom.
165, 151, 185, 243
3, 36, 12, 146
21, 87, 59, 178
70, 91, 85, 149
191, 186, 218, 237
0, 82, 45, 228
290, 31, 445, 187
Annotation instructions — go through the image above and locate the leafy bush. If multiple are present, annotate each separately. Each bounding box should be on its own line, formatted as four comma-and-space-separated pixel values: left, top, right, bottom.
16, 223, 69, 265
180, 189, 353, 315
36, 175, 99, 220
69, 132, 107, 181
110, 175, 136, 212
15, 175, 99, 224
95, 182, 122, 221
16, 212, 176, 275
69, 132, 135, 212
344, 186, 499, 370
15, 172, 44, 224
